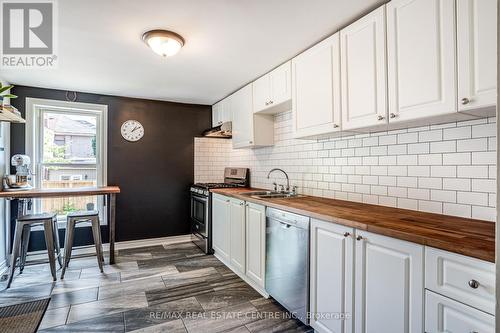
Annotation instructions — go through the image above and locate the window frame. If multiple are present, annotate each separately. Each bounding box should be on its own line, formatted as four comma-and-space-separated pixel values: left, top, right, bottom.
25, 98, 108, 223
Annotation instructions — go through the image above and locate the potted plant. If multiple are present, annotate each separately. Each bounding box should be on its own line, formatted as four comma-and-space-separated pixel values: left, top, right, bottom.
0, 83, 24, 123
0, 82, 17, 102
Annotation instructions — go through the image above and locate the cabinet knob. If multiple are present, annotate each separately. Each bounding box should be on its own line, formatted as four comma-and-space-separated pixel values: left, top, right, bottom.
390, 113, 398, 119
468, 279, 480, 289
265, 101, 269, 106
333, 124, 339, 128
377, 115, 385, 121
226, 200, 230, 203
461, 97, 470, 105
240, 202, 244, 206
343, 232, 350, 237
269, 100, 274, 104
249, 141, 253, 144
356, 235, 363, 241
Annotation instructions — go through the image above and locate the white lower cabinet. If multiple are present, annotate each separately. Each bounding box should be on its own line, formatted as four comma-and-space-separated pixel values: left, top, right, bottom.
229, 198, 246, 274
310, 219, 354, 333
212, 195, 267, 295
354, 230, 424, 333
245, 202, 266, 288
425, 290, 495, 333
212, 194, 231, 263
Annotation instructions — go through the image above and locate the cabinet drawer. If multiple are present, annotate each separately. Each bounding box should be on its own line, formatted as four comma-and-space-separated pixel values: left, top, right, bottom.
425, 247, 495, 315
425, 290, 494, 333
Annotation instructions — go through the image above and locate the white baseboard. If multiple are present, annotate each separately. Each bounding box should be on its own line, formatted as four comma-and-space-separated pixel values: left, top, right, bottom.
24, 234, 192, 260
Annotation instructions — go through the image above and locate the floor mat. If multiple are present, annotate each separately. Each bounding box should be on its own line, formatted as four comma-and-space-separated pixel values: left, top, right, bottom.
0, 298, 50, 333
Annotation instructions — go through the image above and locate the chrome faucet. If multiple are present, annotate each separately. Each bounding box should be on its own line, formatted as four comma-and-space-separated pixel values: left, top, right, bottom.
267, 168, 290, 192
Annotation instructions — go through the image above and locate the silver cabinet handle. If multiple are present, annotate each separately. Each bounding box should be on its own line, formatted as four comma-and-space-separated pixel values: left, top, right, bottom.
333, 124, 339, 128
269, 100, 273, 104
356, 235, 363, 241
461, 97, 470, 105
468, 279, 480, 289
377, 115, 385, 121
343, 232, 350, 237
265, 101, 269, 106
390, 113, 398, 119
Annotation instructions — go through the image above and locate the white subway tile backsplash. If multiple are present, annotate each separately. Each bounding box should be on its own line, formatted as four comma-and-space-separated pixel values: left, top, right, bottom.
443, 126, 471, 140
195, 114, 496, 222
419, 129, 443, 142
457, 138, 488, 152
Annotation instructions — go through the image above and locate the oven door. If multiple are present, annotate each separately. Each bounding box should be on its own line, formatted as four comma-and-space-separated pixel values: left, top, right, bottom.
190, 193, 209, 237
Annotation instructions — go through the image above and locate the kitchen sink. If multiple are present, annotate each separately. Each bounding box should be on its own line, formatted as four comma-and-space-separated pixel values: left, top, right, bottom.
241, 191, 303, 199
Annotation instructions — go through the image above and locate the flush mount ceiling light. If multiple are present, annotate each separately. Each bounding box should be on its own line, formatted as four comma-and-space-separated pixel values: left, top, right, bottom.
142, 29, 185, 57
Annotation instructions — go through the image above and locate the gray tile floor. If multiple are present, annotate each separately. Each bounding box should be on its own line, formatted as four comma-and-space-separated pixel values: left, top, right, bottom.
0, 242, 312, 332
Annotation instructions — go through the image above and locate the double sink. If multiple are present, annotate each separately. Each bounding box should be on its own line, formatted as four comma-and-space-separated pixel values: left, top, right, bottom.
241, 190, 303, 199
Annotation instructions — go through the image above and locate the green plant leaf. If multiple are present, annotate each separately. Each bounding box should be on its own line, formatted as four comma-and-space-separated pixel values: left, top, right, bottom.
2, 94, 17, 99
0, 85, 13, 93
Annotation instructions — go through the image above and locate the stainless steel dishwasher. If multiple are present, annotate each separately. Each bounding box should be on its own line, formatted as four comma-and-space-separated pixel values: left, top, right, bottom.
265, 207, 310, 325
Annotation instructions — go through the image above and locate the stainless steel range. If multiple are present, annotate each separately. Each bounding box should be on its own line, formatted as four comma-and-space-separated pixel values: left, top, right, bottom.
190, 167, 249, 253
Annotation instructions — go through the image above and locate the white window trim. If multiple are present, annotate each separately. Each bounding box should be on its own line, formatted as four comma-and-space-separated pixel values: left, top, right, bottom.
25, 97, 108, 224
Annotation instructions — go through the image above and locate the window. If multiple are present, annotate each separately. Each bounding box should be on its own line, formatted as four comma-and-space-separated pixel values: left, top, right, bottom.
26, 98, 107, 223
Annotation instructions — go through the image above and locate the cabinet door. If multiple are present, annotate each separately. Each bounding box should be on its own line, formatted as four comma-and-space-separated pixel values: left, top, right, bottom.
232, 84, 255, 148
253, 75, 270, 113
245, 202, 266, 287
292, 33, 341, 138
221, 96, 233, 123
425, 290, 495, 333
212, 194, 230, 263
354, 230, 423, 333
457, 0, 497, 112
229, 198, 246, 273
341, 6, 387, 131
212, 102, 222, 127
387, 0, 456, 122
270, 61, 292, 107
310, 219, 354, 333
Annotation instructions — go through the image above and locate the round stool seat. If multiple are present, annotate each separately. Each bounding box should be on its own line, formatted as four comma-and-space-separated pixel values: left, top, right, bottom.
67, 210, 99, 218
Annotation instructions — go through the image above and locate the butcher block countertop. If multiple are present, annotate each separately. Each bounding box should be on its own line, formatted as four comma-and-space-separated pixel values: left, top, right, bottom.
211, 187, 495, 263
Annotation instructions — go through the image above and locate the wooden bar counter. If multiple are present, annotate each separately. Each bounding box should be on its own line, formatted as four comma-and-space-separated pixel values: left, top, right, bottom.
0, 186, 120, 264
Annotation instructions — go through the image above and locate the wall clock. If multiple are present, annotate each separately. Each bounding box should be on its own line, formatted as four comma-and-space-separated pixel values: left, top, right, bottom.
121, 120, 144, 142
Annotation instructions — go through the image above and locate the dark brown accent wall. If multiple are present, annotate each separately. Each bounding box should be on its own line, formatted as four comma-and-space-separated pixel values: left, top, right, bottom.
10, 86, 211, 242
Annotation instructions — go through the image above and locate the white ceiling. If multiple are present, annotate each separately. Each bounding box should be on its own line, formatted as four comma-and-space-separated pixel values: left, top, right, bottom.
2, 0, 385, 105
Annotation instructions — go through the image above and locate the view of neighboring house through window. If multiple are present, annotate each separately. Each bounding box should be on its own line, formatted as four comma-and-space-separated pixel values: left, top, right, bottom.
26, 99, 107, 224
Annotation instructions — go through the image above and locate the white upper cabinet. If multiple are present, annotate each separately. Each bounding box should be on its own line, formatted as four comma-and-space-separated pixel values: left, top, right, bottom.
341, 6, 387, 131
457, 0, 497, 113
386, 0, 457, 123
253, 61, 292, 114
212, 98, 232, 127
292, 33, 342, 139
354, 230, 423, 333
232, 84, 274, 149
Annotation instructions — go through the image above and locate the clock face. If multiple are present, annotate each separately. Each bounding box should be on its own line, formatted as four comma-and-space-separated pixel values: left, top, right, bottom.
121, 120, 144, 142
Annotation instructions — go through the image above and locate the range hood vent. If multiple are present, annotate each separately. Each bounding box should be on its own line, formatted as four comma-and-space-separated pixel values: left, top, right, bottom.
202, 121, 232, 138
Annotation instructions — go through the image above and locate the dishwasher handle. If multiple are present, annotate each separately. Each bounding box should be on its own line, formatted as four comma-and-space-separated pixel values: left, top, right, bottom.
267, 208, 310, 230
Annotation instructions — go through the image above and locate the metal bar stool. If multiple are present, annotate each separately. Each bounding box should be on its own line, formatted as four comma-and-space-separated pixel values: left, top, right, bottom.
7, 212, 62, 288
61, 211, 104, 279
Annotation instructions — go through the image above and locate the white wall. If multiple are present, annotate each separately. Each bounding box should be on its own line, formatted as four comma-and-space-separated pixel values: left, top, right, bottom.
196, 111, 497, 222
0, 78, 10, 271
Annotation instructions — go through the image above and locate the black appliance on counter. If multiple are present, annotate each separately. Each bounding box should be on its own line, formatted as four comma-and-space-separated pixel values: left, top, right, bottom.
190, 167, 249, 253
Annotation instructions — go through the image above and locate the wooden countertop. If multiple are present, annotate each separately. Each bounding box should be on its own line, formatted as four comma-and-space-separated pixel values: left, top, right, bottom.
211, 187, 495, 263
0, 186, 121, 198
